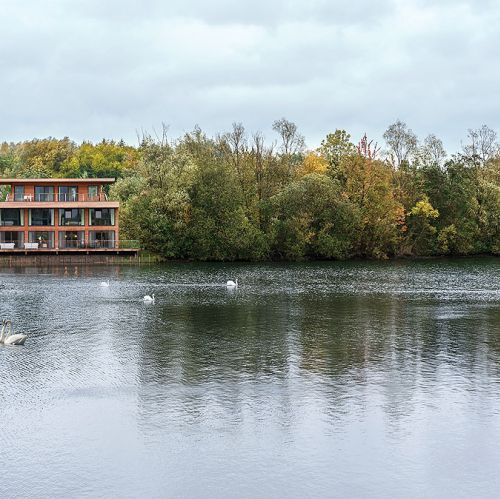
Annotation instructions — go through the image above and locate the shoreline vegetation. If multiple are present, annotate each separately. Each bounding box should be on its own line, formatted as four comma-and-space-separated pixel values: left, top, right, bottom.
1, 120, 499, 262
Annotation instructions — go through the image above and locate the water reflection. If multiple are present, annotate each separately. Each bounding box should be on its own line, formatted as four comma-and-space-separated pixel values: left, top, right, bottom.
1, 259, 500, 498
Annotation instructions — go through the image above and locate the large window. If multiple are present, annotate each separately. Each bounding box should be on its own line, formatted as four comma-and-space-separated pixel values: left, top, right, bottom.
58, 186, 78, 202
59, 231, 85, 249
89, 208, 114, 226
29, 208, 54, 226
28, 231, 55, 249
89, 231, 115, 249
35, 186, 54, 202
0, 208, 23, 226
59, 208, 84, 226
14, 186, 25, 201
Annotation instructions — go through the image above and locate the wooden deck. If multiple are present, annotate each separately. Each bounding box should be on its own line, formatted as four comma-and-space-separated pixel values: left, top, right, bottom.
0, 248, 146, 266
0, 247, 139, 255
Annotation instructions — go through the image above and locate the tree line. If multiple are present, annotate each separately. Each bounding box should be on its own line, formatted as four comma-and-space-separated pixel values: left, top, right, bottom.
1, 120, 499, 260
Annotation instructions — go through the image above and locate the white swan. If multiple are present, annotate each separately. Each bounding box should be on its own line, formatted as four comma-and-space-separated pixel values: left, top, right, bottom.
143, 293, 155, 303
0, 320, 27, 346
226, 279, 238, 288
100, 280, 110, 287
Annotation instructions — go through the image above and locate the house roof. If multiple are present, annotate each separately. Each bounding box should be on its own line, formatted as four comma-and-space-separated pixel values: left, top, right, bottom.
0, 178, 116, 185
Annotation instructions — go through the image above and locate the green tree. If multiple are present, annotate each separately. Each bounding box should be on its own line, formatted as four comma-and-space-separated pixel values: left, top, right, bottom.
60, 140, 138, 178
269, 174, 360, 260
341, 154, 403, 258
404, 196, 439, 255
319, 129, 356, 178
188, 160, 268, 261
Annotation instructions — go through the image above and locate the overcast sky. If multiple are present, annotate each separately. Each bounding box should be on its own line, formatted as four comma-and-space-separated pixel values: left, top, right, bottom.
1, 0, 499, 151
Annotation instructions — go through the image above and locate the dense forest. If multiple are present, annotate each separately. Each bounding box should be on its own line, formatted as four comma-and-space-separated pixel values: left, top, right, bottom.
1, 120, 499, 260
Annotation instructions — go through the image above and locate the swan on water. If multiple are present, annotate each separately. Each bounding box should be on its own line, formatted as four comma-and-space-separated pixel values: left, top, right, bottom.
0, 320, 27, 346
100, 280, 110, 287
143, 294, 155, 303
226, 279, 238, 288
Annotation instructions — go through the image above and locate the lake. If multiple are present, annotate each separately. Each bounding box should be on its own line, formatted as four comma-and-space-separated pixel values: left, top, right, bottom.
1, 259, 500, 498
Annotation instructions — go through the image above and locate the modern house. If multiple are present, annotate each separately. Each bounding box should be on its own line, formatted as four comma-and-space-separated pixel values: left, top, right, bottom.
0, 178, 137, 253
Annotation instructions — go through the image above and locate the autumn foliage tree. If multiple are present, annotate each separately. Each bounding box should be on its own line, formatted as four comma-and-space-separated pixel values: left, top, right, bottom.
2, 119, 500, 260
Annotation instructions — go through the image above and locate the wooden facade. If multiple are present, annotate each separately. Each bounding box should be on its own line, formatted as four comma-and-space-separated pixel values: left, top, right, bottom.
0, 178, 137, 254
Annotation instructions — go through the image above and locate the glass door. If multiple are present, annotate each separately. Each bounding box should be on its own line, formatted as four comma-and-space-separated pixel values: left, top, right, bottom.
89, 231, 115, 248
29, 231, 55, 248
59, 186, 78, 202
59, 231, 85, 249
35, 186, 54, 202
88, 185, 98, 201
0, 231, 24, 247
14, 186, 25, 201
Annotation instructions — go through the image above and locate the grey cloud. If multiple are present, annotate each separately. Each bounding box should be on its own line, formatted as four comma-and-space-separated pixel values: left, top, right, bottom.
68, 0, 396, 27
0, 0, 499, 152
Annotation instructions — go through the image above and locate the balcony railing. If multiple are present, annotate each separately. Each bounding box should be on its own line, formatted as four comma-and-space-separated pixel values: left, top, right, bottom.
5, 193, 109, 202
0, 221, 23, 226
0, 240, 140, 250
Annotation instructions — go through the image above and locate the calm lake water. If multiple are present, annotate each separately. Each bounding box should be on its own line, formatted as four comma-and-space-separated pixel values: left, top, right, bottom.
1, 259, 500, 498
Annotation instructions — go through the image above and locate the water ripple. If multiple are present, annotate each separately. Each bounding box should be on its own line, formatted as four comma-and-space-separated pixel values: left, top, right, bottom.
1, 258, 500, 498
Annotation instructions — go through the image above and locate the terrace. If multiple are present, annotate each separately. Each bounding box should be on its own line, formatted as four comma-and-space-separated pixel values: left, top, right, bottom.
5, 192, 109, 202
0, 178, 117, 207
0, 238, 140, 253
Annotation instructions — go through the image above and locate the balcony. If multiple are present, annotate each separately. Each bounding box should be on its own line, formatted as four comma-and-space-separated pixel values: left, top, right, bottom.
0, 239, 140, 252
5, 193, 109, 202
